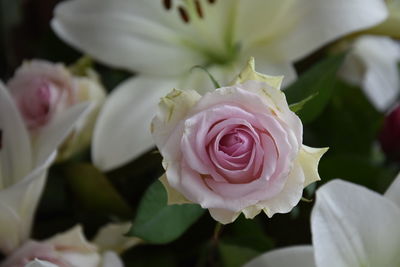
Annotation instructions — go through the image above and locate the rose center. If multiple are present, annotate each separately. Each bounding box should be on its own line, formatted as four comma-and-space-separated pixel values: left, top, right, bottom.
219, 129, 253, 157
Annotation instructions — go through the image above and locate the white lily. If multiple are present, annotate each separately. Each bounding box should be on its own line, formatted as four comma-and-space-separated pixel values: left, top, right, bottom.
52, 0, 388, 171
244, 173, 400, 267
368, 0, 400, 38
0, 82, 90, 254
339, 35, 400, 111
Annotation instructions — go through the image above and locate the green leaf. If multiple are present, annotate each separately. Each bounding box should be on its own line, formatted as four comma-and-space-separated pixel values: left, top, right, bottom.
63, 163, 132, 218
219, 242, 260, 267
128, 180, 205, 244
306, 80, 383, 156
289, 93, 318, 113
285, 53, 346, 123
223, 215, 274, 252
319, 153, 397, 193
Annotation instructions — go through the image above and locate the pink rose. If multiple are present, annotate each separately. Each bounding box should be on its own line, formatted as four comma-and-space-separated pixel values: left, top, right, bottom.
151, 59, 328, 224
7, 60, 75, 130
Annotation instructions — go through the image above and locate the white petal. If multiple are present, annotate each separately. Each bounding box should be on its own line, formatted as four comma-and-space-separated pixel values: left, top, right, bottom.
46, 225, 97, 252
244, 246, 316, 267
159, 174, 191, 205
101, 251, 124, 267
385, 172, 400, 208
298, 145, 328, 187
232, 57, 284, 89
367, 0, 400, 38
52, 0, 202, 75
25, 259, 59, 267
92, 76, 175, 171
60, 253, 100, 267
234, 0, 298, 49
253, 60, 297, 88
0, 82, 32, 187
235, 51, 298, 88
0, 152, 55, 253
33, 102, 92, 167
339, 36, 400, 111
151, 89, 201, 161
246, 0, 388, 62
93, 222, 141, 253
208, 208, 240, 225
45, 226, 102, 267
312, 179, 400, 267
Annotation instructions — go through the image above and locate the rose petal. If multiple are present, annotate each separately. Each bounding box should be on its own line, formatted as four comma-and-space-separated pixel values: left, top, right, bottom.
298, 145, 328, 187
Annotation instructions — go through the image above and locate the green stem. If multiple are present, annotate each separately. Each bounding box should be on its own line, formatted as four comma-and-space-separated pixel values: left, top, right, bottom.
213, 222, 223, 243
191, 65, 221, 89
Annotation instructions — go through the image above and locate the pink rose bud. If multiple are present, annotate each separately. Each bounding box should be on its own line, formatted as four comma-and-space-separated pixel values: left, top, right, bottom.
0, 226, 119, 267
6, 59, 106, 160
379, 104, 400, 160
1, 241, 71, 267
151, 58, 328, 224
7, 60, 75, 130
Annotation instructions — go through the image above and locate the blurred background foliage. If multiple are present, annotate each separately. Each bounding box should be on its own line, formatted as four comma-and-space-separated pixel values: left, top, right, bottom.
1, 1, 399, 266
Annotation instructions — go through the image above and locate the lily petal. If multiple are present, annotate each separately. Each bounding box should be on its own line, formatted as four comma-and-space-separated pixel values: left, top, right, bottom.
51, 0, 202, 75
244, 246, 316, 267
0, 152, 56, 254
101, 251, 124, 267
367, 0, 400, 38
92, 76, 174, 171
33, 102, 92, 167
0, 82, 32, 187
245, 0, 388, 62
385, 172, 400, 208
339, 35, 400, 111
312, 179, 400, 267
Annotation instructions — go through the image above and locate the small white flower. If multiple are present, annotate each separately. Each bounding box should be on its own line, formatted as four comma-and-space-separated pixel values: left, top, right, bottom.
339, 35, 400, 111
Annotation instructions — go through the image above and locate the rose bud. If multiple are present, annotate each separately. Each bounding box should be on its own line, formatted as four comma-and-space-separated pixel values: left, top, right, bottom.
151, 58, 328, 224
379, 104, 400, 161
1, 225, 124, 267
7, 59, 105, 160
